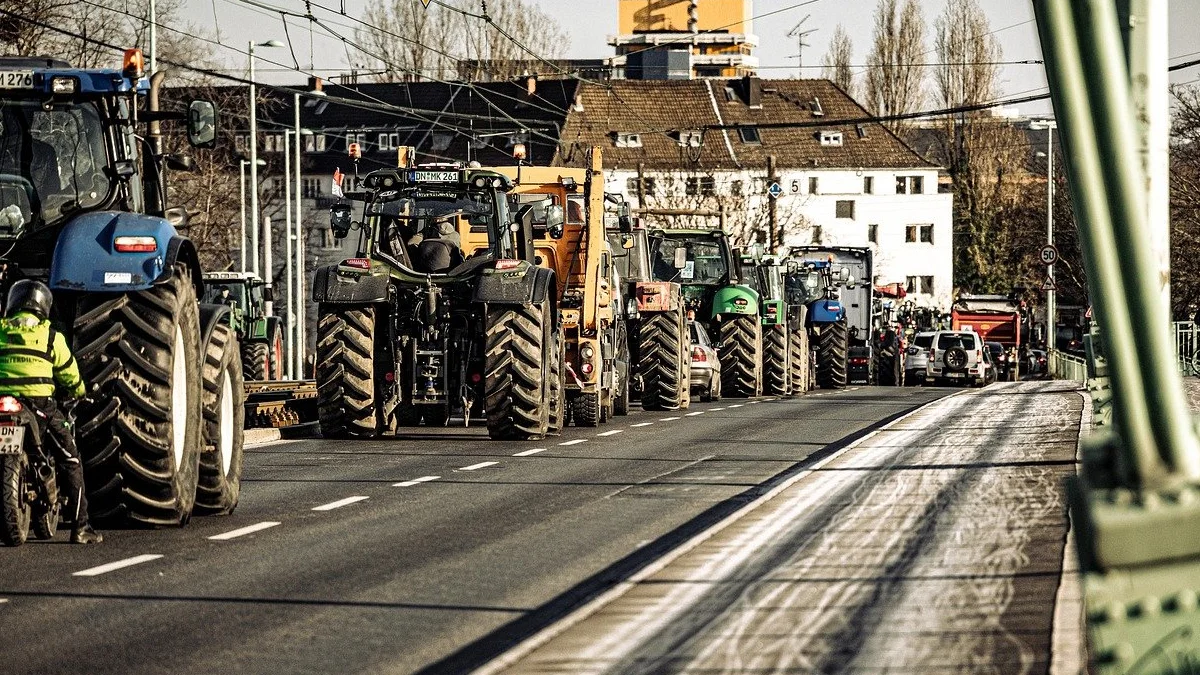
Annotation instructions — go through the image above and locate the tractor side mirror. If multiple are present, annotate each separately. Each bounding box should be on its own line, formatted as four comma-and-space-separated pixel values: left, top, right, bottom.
165, 154, 194, 172
330, 203, 353, 239
164, 206, 189, 229
621, 234, 635, 250
545, 204, 565, 239
618, 214, 633, 234
187, 100, 218, 149
673, 248, 688, 269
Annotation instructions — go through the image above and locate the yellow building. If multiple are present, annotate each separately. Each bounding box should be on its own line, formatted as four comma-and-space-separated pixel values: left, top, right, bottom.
610, 0, 758, 79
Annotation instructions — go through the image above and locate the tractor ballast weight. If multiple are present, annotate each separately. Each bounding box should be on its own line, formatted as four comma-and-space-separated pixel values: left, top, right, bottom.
0, 53, 243, 525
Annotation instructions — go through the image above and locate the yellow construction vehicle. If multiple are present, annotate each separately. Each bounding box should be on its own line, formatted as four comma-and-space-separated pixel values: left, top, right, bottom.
463, 147, 622, 426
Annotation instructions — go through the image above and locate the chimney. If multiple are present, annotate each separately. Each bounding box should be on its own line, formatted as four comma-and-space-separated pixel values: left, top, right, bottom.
688, 0, 699, 33
743, 76, 762, 109
526, 75, 537, 97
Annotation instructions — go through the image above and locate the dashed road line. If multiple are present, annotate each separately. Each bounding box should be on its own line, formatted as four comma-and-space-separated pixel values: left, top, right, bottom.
630, 422, 654, 428
660, 417, 681, 422
73, 554, 164, 577
208, 521, 281, 541
312, 496, 369, 511
727, 404, 744, 408
393, 475, 440, 487
460, 461, 499, 471
0, 598, 7, 604
709, 407, 726, 411
559, 439, 588, 446
685, 411, 705, 417
597, 430, 624, 437
513, 449, 546, 457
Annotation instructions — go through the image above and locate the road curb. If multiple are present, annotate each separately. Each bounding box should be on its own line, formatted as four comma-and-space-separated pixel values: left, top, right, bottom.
244, 428, 281, 446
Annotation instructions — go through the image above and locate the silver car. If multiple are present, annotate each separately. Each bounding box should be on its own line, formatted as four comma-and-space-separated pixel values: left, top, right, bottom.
689, 321, 721, 401
905, 331, 936, 384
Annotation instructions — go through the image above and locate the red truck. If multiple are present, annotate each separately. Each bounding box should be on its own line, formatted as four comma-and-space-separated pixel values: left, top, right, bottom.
951, 295, 1022, 381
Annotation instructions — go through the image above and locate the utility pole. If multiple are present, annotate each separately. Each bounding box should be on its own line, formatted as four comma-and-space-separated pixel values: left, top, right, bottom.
294, 92, 305, 378
148, 0, 157, 75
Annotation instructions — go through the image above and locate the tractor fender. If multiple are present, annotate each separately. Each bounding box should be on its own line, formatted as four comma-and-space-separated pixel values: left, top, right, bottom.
311, 265, 390, 304
710, 284, 759, 320
474, 263, 555, 307
808, 299, 845, 325
49, 211, 202, 293
198, 303, 234, 356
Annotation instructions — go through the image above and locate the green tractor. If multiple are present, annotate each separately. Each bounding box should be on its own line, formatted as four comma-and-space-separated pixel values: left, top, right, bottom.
201, 272, 284, 381
648, 228, 762, 397
740, 249, 812, 396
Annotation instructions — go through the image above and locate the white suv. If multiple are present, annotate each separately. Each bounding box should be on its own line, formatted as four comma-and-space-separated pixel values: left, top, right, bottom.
926, 331, 986, 386
905, 331, 936, 384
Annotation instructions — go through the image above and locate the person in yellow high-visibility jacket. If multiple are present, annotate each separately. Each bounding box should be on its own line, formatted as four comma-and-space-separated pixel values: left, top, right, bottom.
0, 280, 100, 544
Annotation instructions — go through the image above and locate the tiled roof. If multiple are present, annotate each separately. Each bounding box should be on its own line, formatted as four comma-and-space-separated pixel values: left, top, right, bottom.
556, 78, 938, 171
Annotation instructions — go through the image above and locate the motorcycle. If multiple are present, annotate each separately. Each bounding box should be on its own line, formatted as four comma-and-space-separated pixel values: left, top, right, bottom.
0, 396, 65, 546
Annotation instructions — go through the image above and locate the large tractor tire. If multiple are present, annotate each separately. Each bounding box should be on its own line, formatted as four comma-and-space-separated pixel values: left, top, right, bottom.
0, 454, 30, 546
316, 305, 383, 439
814, 320, 849, 389
485, 302, 552, 440
573, 392, 601, 427
762, 323, 790, 397
637, 310, 687, 411
789, 329, 811, 394
613, 321, 631, 416
241, 342, 269, 382
548, 331, 566, 435
74, 264, 204, 526
196, 323, 245, 516
719, 315, 763, 398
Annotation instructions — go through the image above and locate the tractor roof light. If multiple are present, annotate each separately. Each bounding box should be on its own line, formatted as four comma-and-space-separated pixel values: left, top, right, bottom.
50, 76, 78, 95
122, 48, 145, 79
348, 142, 361, 159
512, 143, 527, 161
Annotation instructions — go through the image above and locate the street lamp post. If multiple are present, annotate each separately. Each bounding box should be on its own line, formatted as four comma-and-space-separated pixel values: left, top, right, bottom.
283, 127, 314, 380
1033, 119, 1058, 349
247, 39, 283, 280
238, 158, 266, 274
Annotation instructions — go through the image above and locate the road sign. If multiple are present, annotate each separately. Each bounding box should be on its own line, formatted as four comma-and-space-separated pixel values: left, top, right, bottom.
1039, 244, 1059, 265
767, 182, 783, 199
1041, 275, 1057, 292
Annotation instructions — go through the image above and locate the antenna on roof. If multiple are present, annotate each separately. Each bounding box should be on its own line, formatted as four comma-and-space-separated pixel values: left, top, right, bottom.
786, 15, 818, 77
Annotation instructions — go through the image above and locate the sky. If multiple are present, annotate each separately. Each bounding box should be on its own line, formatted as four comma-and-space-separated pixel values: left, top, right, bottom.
178, 0, 1200, 118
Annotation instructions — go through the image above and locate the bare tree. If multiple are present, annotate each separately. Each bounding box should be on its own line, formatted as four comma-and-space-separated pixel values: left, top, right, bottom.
933, 0, 1000, 108
822, 24, 855, 98
355, 0, 569, 83
865, 0, 926, 128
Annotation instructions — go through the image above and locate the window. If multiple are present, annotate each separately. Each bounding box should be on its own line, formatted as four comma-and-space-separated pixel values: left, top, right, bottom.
906, 224, 934, 243
320, 227, 337, 249
868, 224, 878, 243
810, 97, 824, 116
730, 180, 743, 196
738, 126, 761, 144
808, 177, 819, 194
906, 275, 935, 294
863, 176, 874, 194
896, 175, 925, 195
627, 176, 656, 198
304, 134, 327, 153
615, 133, 642, 148
302, 177, 324, 199
377, 132, 400, 151
818, 131, 843, 147
235, 134, 248, 153
685, 176, 716, 196
677, 130, 703, 148
263, 134, 284, 153
835, 200, 855, 219
856, 123, 869, 138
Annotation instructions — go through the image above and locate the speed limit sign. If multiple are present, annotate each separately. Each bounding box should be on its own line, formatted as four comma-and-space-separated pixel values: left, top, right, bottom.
1040, 244, 1059, 265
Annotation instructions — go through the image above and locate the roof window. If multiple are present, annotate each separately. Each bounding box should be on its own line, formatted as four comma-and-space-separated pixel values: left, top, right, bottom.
615, 133, 643, 148
810, 97, 825, 117
676, 130, 703, 148
819, 131, 843, 147
738, 126, 761, 145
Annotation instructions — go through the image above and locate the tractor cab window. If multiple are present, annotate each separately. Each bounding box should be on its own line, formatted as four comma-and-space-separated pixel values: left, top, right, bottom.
0, 99, 110, 230
649, 235, 728, 285
203, 282, 248, 309
370, 188, 494, 273
566, 194, 585, 224
512, 192, 560, 239
762, 265, 783, 299
608, 231, 650, 282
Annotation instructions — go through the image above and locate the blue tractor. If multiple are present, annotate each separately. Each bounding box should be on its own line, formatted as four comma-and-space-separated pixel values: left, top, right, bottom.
0, 52, 243, 525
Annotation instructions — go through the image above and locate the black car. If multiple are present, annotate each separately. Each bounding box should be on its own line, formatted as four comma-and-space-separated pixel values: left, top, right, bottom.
985, 341, 1015, 381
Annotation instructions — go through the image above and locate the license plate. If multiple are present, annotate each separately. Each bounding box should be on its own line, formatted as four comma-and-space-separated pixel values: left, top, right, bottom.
412, 171, 458, 183
0, 425, 24, 456
946, 372, 963, 378
0, 71, 34, 90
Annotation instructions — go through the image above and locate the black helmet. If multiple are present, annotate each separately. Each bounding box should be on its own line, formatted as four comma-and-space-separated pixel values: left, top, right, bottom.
6, 280, 53, 320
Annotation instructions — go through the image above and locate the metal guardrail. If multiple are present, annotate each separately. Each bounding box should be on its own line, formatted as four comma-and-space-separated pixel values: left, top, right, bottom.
1049, 349, 1088, 382
1174, 320, 1200, 375
244, 379, 317, 428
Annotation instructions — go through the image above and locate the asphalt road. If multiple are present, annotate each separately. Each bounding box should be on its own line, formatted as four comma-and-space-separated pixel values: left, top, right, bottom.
0, 385, 949, 675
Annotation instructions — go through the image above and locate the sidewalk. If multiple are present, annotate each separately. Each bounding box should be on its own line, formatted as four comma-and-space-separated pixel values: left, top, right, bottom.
484, 381, 1086, 674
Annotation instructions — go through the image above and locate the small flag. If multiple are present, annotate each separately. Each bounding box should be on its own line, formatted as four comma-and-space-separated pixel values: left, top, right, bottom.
332, 168, 344, 198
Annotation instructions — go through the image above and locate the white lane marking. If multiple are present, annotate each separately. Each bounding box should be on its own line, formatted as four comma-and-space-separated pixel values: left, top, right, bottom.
660, 417, 681, 422
748, 401, 761, 405
513, 449, 546, 457
393, 475, 440, 487
460, 461, 499, 471
73, 554, 164, 577
597, 430, 624, 437
709, 407, 726, 411
630, 422, 654, 428
559, 439, 588, 446
685, 411, 705, 417
0, 598, 9, 604
727, 404, 744, 409
312, 496, 369, 511
208, 521, 281, 541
